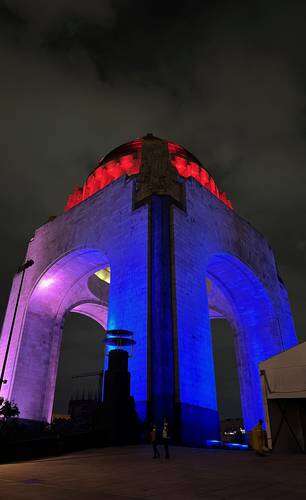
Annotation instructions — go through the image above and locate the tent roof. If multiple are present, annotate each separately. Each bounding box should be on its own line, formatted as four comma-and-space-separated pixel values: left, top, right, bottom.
260, 342, 306, 399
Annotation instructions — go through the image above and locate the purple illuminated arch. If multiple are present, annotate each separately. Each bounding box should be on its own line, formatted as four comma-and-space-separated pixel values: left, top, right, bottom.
6, 248, 109, 422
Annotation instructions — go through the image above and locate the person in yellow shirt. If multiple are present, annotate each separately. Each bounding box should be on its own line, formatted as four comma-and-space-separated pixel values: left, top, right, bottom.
251, 419, 266, 456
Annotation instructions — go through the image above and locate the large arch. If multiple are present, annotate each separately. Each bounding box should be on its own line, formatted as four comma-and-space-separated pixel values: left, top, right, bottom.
8, 248, 109, 422
206, 253, 283, 430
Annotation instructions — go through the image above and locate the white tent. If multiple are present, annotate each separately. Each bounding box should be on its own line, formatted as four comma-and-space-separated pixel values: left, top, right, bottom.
260, 342, 306, 452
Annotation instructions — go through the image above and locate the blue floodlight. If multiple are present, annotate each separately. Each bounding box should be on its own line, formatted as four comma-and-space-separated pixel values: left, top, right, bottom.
224, 442, 249, 450
206, 439, 222, 447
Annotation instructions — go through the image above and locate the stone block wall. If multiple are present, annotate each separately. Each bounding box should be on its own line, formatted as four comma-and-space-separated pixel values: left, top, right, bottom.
172, 179, 297, 441
0, 177, 148, 422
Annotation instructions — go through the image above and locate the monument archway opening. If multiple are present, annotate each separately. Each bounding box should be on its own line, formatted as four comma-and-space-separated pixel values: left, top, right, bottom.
206, 253, 280, 432
5, 248, 110, 422
210, 319, 242, 423
53, 312, 106, 417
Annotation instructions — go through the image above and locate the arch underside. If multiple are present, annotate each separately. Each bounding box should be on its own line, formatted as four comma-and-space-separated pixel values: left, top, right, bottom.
71, 302, 108, 326
207, 277, 236, 324
206, 254, 282, 431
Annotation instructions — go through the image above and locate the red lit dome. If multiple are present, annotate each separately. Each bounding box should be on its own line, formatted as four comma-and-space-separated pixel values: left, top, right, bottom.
65, 135, 232, 211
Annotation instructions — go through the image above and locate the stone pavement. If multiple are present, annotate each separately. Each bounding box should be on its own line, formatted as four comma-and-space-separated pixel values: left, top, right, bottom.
0, 445, 305, 499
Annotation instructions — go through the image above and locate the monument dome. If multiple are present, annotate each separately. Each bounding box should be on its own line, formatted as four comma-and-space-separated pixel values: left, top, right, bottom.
65, 134, 233, 211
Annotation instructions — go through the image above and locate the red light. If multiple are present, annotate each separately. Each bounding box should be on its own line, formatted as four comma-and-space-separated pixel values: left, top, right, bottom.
64, 141, 233, 211
64, 154, 141, 211
120, 154, 140, 175
209, 177, 219, 197
172, 156, 188, 177
64, 186, 83, 211
99, 169, 113, 189
200, 168, 210, 187
170, 154, 232, 210
168, 142, 181, 154
188, 162, 201, 184
105, 161, 123, 180
83, 173, 98, 199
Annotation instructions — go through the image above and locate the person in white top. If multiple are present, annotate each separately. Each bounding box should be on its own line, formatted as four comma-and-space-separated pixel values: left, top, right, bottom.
162, 418, 170, 459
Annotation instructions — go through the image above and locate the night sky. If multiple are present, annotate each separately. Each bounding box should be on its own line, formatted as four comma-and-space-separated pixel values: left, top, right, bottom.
1, 1, 306, 418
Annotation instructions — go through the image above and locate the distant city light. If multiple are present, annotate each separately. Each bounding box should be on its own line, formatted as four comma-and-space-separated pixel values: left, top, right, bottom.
224, 428, 246, 436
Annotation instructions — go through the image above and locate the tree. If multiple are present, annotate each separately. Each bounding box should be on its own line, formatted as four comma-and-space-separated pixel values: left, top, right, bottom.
0, 397, 19, 421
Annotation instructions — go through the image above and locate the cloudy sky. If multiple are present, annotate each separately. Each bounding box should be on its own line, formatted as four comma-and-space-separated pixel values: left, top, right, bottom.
0, 0, 305, 417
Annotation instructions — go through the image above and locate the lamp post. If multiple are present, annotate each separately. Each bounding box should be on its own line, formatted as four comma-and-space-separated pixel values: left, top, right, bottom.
0, 259, 34, 392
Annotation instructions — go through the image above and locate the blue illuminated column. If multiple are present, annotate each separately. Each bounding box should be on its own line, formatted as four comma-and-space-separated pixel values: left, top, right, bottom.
133, 135, 186, 433
172, 240, 220, 445
149, 195, 175, 427
106, 203, 149, 423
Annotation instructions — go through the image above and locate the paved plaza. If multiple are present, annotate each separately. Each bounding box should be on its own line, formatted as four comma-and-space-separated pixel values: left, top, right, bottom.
0, 445, 306, 499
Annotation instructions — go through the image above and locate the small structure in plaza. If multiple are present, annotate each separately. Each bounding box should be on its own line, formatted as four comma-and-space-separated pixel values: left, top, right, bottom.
260, 341, 306, 452
0, 134, 297, 446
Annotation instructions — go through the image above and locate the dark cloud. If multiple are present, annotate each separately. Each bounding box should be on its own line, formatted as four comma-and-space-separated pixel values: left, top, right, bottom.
1, 0, 306, 415
2, 0, 116, 30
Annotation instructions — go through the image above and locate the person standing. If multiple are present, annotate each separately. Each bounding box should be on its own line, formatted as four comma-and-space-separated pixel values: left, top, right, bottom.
150, 424, 160, 459
251, 419, 266, 456
162, 418, 170, 459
